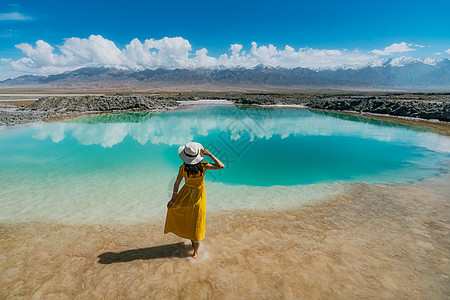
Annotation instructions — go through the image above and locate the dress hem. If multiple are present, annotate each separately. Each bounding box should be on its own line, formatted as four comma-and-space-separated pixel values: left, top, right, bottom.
164, 230, 204, 242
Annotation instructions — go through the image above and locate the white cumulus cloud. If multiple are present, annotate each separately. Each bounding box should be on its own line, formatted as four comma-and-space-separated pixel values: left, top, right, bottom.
3, 35, 381, 77
61, 35, 123, 65
371, 42, 417, 55
446, 49, 450, 54
122, 37, 193, 68
0, 36, 443, 80
218, 42, 375, 69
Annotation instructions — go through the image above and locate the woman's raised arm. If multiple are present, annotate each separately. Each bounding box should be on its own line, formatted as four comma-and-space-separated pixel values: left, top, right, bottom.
201, 149, 225, 170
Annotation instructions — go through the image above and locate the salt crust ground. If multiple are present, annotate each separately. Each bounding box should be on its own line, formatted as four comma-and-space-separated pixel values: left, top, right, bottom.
1, 172, 449, 299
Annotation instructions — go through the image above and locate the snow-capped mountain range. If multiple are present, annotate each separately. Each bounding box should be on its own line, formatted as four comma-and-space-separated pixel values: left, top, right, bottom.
1, 57, 449, 90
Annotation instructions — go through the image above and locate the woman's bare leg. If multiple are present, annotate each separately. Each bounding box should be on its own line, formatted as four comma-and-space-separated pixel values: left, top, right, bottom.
190, 240, 200, 258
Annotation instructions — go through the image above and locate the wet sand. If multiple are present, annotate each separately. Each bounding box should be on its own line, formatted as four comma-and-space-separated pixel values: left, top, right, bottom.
1, 174, 449, 299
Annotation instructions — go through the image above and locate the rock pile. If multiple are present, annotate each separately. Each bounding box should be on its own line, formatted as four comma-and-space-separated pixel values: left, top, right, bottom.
27, 95, 179, 112
229, 94, 449, 122
301, 98, 450, 122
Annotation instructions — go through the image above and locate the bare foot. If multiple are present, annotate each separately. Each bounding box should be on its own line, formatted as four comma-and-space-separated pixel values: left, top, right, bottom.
190, 240, 200, 259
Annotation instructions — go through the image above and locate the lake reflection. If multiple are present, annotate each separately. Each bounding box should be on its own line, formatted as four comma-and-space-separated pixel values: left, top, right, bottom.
1, 105, 450, 223
33, 106, 450, 153
27, 105, 450, 186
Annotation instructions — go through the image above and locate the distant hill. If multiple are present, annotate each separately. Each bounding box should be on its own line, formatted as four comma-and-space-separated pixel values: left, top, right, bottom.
1, 58, 449, 91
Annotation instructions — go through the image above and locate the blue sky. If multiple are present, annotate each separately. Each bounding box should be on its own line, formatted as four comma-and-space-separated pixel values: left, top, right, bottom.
0, 0, 449, 79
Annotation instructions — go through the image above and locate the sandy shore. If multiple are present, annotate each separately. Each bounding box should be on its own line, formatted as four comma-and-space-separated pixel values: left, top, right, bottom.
1, 173, 449, 299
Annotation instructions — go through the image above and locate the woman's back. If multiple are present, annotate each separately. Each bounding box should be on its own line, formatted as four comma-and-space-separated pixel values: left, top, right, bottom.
181, 162, 207, 188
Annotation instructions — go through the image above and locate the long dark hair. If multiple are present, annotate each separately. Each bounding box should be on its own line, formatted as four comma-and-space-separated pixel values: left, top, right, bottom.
184, 162, 203, 177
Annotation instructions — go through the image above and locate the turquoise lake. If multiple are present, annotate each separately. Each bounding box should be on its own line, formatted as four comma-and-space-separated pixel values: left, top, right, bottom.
1, 105, 449, 223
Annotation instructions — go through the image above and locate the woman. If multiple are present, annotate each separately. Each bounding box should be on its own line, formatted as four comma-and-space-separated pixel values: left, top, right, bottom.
164, 142, 225, 258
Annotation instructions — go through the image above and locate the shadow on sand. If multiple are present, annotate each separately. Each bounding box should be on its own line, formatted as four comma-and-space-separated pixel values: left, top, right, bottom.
98, 242, 191, 264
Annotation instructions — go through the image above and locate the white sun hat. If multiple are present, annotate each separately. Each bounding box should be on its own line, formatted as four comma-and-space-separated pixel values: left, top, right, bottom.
178, 142, 204, 165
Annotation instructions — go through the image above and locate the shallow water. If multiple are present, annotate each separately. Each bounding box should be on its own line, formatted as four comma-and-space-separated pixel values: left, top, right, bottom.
1, 178, 449, 299
0, 105, 449, 223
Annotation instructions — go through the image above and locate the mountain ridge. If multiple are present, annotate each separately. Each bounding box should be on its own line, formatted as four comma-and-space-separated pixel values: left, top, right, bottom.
1, 58, 449, 90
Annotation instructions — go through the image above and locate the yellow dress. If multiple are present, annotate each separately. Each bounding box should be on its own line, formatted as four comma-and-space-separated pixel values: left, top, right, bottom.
164, 162, 208, 242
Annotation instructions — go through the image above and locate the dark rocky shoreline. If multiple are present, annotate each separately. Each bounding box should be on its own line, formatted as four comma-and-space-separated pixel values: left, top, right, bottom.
0, 92, 449, 126
177, 92, 450, 122
0, 95, 179, 125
